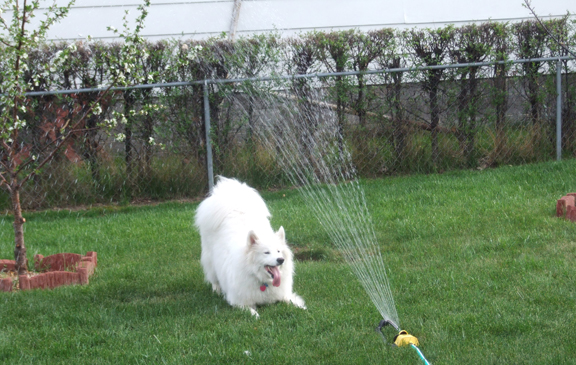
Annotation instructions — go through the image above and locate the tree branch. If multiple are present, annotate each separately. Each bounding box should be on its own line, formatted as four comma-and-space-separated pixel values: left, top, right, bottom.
17, 89, 114, 188
523, 0, 576, 58
0, 171, 10, 192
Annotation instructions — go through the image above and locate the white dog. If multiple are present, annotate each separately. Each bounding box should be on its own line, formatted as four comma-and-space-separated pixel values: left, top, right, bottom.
195, 176, 306, 317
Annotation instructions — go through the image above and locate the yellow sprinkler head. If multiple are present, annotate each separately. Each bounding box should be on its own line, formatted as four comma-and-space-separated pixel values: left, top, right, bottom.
393, 330, 420, 347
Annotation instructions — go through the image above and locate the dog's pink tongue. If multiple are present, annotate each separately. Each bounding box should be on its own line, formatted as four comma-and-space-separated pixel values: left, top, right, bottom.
270, 266, 281, 287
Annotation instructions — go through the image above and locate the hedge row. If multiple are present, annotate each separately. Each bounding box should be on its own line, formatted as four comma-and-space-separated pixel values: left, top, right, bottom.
6, 19, 571, 91
2, 18, 575, 209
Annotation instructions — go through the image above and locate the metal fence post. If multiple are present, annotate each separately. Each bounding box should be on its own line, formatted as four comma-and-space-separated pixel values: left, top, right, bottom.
556, 58, 562, 161
203, 80, 215, 191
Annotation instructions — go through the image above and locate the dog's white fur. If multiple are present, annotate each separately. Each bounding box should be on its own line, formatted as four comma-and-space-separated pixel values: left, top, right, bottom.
195, 176, 306, 317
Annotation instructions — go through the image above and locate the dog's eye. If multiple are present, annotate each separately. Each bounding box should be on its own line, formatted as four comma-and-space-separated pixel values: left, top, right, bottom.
264, 251, 270, 254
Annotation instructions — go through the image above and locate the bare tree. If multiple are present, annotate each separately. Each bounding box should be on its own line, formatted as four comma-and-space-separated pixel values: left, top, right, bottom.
0, 0, 150, 274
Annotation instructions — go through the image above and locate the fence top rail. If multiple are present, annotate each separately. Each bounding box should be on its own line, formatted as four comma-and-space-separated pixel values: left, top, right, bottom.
13, 55, 576, 97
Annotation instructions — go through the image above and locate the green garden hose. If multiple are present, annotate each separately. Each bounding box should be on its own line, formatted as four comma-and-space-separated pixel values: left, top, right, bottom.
409, 343, 431, 365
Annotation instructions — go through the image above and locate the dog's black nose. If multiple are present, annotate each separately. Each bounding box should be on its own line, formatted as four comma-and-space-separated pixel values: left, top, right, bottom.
276, 258, 284, 265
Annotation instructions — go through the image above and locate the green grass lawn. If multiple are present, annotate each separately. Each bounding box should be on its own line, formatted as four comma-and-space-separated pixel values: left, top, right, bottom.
1, 159, 576, 364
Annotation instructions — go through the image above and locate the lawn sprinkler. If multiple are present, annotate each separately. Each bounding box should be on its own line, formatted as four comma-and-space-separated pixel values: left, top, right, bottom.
376, 319, 431, 365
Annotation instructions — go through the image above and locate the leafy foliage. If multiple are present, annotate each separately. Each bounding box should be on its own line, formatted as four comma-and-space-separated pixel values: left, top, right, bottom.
1, 19, 575, 210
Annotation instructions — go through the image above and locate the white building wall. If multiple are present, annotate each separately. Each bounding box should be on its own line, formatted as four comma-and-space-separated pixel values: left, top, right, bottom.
15, 0, 576, 41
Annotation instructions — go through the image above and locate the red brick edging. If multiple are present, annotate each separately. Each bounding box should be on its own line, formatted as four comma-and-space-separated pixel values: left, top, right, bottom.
0, 251, 97, 292
556, 193, 576, 221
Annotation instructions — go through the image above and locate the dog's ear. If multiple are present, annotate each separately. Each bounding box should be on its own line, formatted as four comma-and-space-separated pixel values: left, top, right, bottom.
248, 230, 259, 245
276, 226, 285, 242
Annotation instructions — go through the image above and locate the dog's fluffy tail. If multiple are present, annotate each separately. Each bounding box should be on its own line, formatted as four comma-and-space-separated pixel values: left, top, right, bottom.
195, 176, 271, 232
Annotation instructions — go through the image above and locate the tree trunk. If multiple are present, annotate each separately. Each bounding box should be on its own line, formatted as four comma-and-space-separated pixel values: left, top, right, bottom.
84, 113, 101, 183
124, 122, 133, 200
456, 76, 470, 159
392, 70, 405, 170
562, 69, 574, 154
209, 93, 222, 171
11, 184, 28, 274
247, 97, 255, 144
429, 79, 440, 169
335, 76, 346, 157
357, 74, 366, 127
466, 70, 479, 166
124, 92, 135, 200
526, 63, 541, 126
142, 113, 154, 180
457, 69, 479, 167
494, 63, 508, 161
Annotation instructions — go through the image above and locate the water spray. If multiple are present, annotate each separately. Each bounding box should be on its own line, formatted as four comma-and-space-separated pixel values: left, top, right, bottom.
203, 67, 432, 363
376, 319, 431, 365
250, 88, 432, 363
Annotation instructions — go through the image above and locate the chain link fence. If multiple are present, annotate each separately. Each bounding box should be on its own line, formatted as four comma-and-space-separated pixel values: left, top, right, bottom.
5, 55, 575, 210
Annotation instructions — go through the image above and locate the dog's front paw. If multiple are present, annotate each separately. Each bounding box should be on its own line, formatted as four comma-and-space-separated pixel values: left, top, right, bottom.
249, 307, 260, 318
211, 283, 222, 294
290, 294, 307, 310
